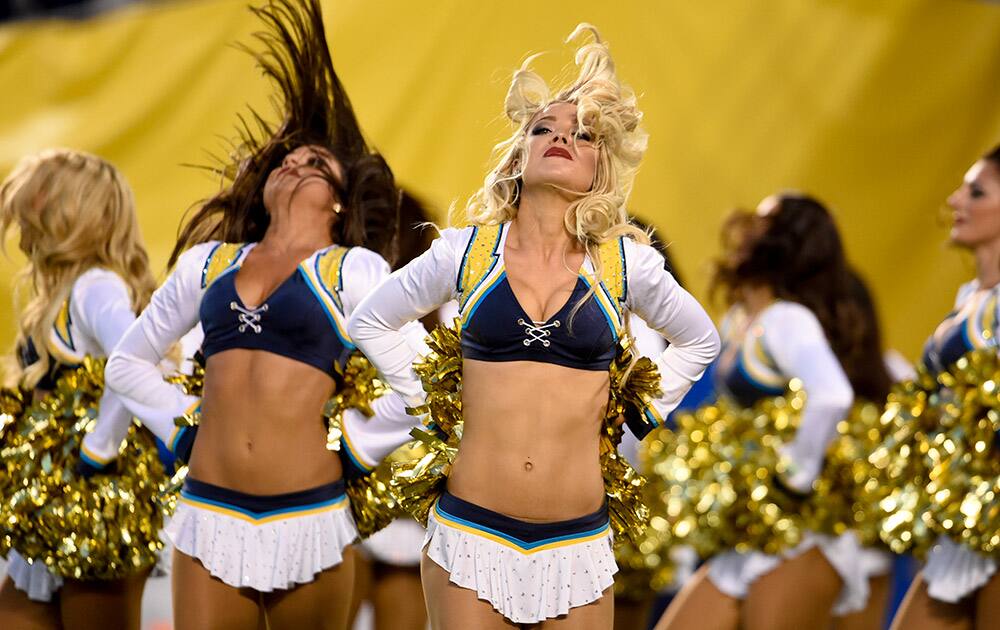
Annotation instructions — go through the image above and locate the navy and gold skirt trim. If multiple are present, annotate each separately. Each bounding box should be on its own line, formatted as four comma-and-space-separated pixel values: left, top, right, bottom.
178, 477, 348, 523
433, 491, 610, 554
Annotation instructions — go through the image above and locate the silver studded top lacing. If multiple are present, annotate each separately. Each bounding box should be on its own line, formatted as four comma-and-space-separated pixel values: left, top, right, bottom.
517, 318, 561, 347
230, 301, 269, 334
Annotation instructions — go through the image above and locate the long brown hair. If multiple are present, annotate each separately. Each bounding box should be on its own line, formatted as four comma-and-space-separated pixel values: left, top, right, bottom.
985, 143, 1000, 166
713, 194, 889, 401
843, 268, 892, 401
170, 0, 398, 267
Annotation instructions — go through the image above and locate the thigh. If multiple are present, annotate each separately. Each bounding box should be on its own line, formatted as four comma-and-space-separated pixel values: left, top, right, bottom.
60, 569, 151, 630
613, 595, 653, 630
0, 576, 61, 630
372, 562, 426, 630
171, 548, 261, 630
974, 570, 1000, 630
535, 586, 613, 630
653, 565, 739, 630
833, 574, 891, 630
348, 551, 373, 627
264, 545, 356, 630
888, 572, 972, 630
421, 551, 518, 630
743, 547, 841, 630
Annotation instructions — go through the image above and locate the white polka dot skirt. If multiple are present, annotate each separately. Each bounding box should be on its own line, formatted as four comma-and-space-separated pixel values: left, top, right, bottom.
166, 477, 358, 592
424, 491, 617, 624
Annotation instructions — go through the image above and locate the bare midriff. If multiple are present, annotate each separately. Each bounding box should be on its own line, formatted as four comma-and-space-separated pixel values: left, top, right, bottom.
187, 349, 341, 494
447, 358, 609, 522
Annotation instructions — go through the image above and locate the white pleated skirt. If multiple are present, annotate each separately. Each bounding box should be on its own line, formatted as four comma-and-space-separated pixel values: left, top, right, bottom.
167, 477, 358, 592
708, 531, 869, 616
424, 491, 617, 624
360, 517, 425, 567
923, 535, 998, 603
6, 550, 62, 602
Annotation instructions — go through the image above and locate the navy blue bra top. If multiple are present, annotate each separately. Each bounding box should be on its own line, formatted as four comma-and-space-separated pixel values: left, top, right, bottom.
715, 313, 786, 407
921, 285, 999, 375
198, 243, 355, 378
456, 224, 626, 372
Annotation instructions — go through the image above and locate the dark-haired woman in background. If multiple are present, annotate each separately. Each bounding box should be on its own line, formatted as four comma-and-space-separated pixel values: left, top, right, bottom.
656, 193, 888, 630
348, 191, 435, 630
103, 1, 420, 628
887, 145, 1000, 630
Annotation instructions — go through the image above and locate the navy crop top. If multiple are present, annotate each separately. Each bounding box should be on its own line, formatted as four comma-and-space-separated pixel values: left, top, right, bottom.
198, 243, 356, 377
460, 224, 621, 371
457, 223, 621, 371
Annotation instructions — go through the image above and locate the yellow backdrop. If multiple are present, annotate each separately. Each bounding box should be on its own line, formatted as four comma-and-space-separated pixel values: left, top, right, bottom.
2, 0, 1000, 359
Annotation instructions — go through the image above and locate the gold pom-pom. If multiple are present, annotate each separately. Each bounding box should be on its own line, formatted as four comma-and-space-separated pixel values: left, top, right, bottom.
0, 386, 25, 440
644, 387, 809, 557
0, 358, 168, 579
922, 350, 1000, 554
613, 434, 677, 598
389, 321, 468, 524
391, 428, 460, 526
324, 353, 392, 452
407, 323, 465, 438
346, 440, 427, 537
859, 373, 938, 556
642, 383, 901, 559
165, 361, 205, 398
814, 401, 892, 547
603, 337, 658, 547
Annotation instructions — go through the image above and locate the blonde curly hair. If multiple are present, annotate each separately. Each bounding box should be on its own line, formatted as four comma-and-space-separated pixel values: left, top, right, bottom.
1, 149, 156, 388
466, 23, 649, 248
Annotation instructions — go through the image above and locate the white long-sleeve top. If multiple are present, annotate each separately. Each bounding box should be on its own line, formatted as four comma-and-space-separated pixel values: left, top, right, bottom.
719, 301, 855, 491
347, 225, 721, 435
104, 241, 425, 463
23, 268, 140, 468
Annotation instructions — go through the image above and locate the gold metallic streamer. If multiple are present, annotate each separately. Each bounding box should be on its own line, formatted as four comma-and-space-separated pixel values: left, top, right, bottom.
347, 439, 428, 537
0, 357, 168, 580
642, 386, 806, 557
613, 436, 677, 598
323, 353, 392, 452
921, 350, 1000, 555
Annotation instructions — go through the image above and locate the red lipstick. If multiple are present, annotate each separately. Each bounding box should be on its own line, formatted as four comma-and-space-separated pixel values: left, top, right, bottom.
543, 146, 573, 160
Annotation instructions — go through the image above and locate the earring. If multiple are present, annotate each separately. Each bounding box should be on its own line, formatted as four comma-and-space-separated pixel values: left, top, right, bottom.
332, 202, 343, 214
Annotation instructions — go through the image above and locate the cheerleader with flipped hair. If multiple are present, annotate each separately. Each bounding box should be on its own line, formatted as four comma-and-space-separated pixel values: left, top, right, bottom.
103, 1, 422, 627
